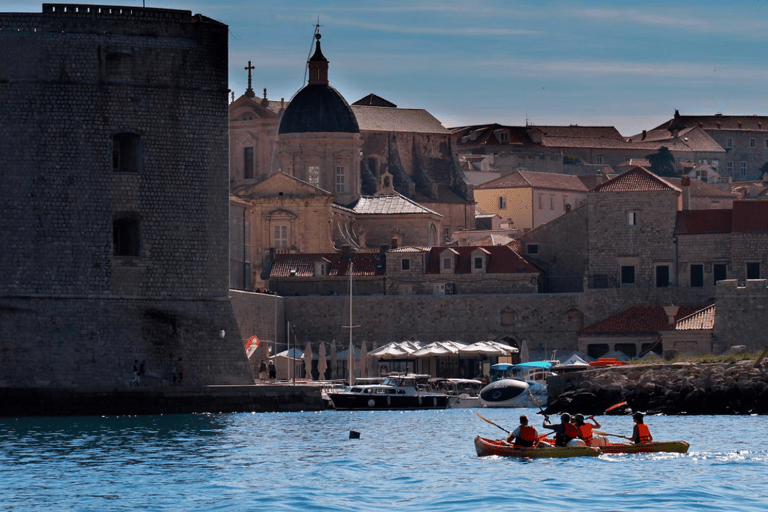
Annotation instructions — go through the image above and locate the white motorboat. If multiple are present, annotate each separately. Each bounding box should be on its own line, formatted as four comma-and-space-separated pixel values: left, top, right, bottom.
428, 378, 483, 408
327, 374, 449, 410
478, 361, 553, 408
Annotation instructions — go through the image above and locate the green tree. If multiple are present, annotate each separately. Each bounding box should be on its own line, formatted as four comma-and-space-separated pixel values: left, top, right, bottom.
646, 146, 676, 177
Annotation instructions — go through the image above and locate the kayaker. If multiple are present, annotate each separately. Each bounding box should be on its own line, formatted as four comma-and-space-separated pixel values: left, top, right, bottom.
630, 412, 653, 444
573, 414, 602, 446
542, 413, 580, 447
505, 415, 540, 448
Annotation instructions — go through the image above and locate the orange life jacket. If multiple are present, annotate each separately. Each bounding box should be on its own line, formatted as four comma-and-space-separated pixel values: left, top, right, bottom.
513, 425, 538, 448
635, 423, 651, 443
578, 423, 594, 446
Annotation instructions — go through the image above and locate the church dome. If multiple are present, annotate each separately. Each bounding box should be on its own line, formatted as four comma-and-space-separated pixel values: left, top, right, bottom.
278, 33, 359, 135
278, 83, 359, 135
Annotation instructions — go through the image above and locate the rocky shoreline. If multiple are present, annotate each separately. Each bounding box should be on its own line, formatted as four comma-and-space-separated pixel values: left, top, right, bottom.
544, 359, 768, 416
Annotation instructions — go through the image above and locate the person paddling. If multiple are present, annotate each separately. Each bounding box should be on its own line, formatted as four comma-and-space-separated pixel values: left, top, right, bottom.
504, 415, 540, 448
543, 413, 580, 447
630, 412, 653, 444
573, 413, 603, 446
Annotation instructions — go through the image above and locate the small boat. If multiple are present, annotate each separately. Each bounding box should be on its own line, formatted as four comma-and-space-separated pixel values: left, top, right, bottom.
327, 374, 449, 410
474, 437, 600, 458
597, 440, 690, 454
428, 378, 483, 408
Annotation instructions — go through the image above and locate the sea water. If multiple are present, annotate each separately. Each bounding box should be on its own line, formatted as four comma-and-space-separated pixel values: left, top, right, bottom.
1, 409, 766, 511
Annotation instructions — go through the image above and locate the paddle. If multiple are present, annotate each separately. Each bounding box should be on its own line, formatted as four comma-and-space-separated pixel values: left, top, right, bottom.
528, 389, 545, 414
475, 412, 510, 434
604, 401, 628, 414
595, 430, 631, 440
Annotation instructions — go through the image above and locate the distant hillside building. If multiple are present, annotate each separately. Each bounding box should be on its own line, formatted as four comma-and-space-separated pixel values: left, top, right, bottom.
0, 5, 253, 387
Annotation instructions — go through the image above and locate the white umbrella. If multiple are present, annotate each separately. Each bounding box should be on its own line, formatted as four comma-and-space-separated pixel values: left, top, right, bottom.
412, 341, 468, 357
329, 340, 337, 379
318, 342, 328, 380
369, 341, 422, 359
359, 341, 369, 378
458, 341, 519, 357
303, 342, 313, 380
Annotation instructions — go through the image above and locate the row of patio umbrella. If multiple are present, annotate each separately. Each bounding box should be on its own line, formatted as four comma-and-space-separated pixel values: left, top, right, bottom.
274, 340, 518, 381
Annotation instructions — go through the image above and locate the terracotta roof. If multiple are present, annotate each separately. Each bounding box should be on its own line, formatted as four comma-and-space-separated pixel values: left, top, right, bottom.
673, 304, 716, 331
666, 178, 737, 198
732, 201, 768, 232
591, 167, 681, 193
675, 210, 733, 235
352, 194, 442, 216
579, 305, 707, 334
625, 126, 725, 153
653, 114, 768, 132
352, 94, 397, 108
351, 106, 449, 134
269, 252, 385, 278
425, 245, 540, 274
477, 170, 588, 192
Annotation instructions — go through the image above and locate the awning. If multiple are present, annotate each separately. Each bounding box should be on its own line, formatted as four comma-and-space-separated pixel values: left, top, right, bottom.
458, 341, 518, 356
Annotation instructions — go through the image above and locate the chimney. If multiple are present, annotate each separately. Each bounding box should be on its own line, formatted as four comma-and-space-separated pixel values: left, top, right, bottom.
391, 237, 399, 249
641, 130, 646, 141
663, 305, 680, 326
681, 175, 691, 211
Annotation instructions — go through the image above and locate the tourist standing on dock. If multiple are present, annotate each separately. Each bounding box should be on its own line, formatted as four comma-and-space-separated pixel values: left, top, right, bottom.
173, 358, 184, 385
268, 360, 276, 383
259, 360, 268, 383
132, 360, 140, 386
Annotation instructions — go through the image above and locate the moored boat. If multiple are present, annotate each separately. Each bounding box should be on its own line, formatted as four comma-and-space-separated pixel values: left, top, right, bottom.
478, 361, 552, 408
429, 378, 483, 408
474, 436, 600, 458
327, 374, 449, 410
597, 440, 690, 454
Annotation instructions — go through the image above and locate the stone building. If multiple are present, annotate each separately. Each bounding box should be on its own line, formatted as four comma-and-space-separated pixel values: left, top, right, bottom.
453, 123, 724, 175
0, 5, 253, 387
474, 170, 589, 231
645, 111, 768, 181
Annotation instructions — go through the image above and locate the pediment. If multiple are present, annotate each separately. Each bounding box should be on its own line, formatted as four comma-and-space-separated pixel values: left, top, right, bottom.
235, 172, 332, 199
229, 95, 279, 120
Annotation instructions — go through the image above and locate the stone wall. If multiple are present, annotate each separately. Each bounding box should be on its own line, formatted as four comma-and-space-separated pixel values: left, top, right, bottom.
713, 279, 768, 353
230, 290, 286, 370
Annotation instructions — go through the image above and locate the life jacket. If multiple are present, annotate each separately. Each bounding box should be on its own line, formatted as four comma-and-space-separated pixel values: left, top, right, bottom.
578, 423, 594, 446
555, 423, 581, 447
513, 425, 538, 448
635, 423, 651, 443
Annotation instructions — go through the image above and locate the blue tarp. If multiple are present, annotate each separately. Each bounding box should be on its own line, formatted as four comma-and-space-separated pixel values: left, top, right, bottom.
491, 361, 552, 371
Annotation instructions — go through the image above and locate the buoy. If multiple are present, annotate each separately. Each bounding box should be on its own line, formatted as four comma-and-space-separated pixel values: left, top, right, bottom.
349, 430, 360, 439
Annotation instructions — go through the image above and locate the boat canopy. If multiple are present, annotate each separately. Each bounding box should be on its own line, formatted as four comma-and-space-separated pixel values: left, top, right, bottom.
491, 361, 553, 371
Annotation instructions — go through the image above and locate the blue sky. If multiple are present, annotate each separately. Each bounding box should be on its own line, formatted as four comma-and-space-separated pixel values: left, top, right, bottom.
6, 1, 768, 135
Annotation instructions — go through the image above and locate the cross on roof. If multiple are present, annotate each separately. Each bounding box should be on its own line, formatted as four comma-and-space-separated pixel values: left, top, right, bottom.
245, 60, 255, 98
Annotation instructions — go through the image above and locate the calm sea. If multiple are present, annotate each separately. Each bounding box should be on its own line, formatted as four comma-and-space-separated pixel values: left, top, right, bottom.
1, 409, 766, 511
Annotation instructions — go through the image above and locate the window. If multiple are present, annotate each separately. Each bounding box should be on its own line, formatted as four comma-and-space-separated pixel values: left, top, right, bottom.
401, 258, 410, 271
307, 166, 320, 186
538, 195, 543, 210
596, 156, 604, 164
747, 262, 760, 279
690, 264, 704, 287
714, 263, 727, 284
243, 147, 254, 179
628, 212, 637, 226
443, 257, 452, 270
550, 196, 554, 210
620, 265, 635, 286
335, 166, 345, 193
527, 244, 539, 254
474, 257, 483, 270
726, 138, 733, 149
444, 228, 450, 241
727, 161, 734, 173
563, 196, 568, 209
273, 225, 288, 249
499, 196, 507, 209
655, 266, 670, 288
113, 215, 140, 256
500, 131, 509, 142
740, 162, 747, 175
433, 283, 446, 295
112, 133, 141, 173
750, 138, 757, 148
764, 139, 768, 149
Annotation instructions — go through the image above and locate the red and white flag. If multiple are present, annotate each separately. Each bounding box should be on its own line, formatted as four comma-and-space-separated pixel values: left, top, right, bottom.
245, 335, 261, 358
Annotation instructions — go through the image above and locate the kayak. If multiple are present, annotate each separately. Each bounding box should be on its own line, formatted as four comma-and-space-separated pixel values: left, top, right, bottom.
474, 437, 600, 458
597, 440, 690, 454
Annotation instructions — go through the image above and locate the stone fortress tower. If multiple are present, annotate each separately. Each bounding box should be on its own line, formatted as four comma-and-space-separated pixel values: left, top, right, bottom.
0, 4, 253, 387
